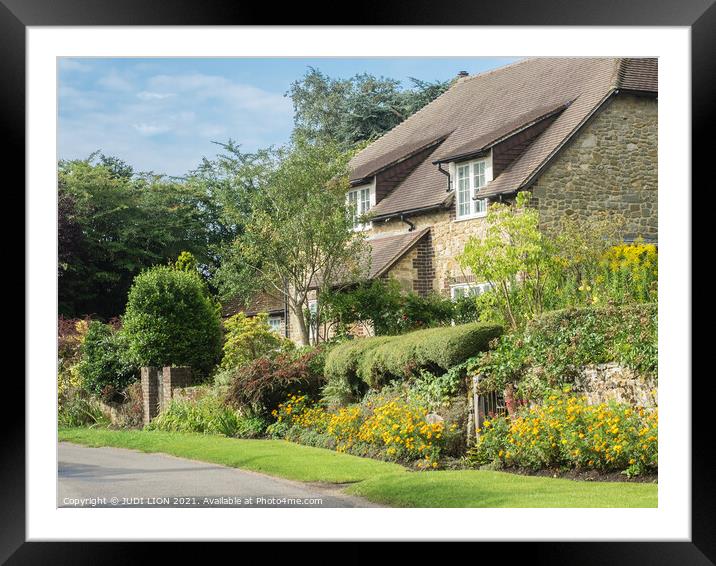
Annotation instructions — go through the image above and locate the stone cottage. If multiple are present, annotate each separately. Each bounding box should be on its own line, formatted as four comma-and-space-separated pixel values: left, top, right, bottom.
226, 57, 658, 344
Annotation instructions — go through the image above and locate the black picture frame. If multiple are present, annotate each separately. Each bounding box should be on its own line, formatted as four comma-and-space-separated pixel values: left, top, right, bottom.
6, 0, 705, 561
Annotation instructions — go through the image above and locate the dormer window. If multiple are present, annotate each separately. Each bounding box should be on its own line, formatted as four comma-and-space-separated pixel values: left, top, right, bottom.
347, 180, 375, 231
455, 156, 491, 220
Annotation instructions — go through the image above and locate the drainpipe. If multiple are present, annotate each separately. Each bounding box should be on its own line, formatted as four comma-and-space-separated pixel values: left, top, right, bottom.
437, 162, 452, 192
399, 214, 416, 232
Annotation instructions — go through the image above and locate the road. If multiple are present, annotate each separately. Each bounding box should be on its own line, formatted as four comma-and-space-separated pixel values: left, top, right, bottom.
58, 442, 379, 508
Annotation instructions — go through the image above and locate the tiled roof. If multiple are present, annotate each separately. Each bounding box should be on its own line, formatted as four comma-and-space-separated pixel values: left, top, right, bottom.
308, 228, 430, 290
432, 101, 571, 164
350, 131, 450, 183
350, 57, 658, 215
222, 291, 285, 318
367, 228, 430, 279
617, 58, 658, 93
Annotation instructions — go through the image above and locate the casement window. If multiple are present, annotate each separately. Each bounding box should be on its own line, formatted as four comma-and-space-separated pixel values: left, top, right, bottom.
450, 282, 493, 300
347, 181, 375, 230
267, 316, 282, 334
454, 157, 491, 220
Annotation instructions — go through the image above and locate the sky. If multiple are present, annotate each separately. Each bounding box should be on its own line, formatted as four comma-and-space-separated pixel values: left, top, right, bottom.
58, 57, 519, 177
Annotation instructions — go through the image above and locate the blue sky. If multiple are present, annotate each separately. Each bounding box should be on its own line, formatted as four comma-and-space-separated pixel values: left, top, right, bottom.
58, 57, 519, 177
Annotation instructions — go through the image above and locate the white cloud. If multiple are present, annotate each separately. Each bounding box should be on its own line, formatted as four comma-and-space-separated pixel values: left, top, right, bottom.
137, 91, 174, 100
60, 67, 294, 176
133, 122, 171, 136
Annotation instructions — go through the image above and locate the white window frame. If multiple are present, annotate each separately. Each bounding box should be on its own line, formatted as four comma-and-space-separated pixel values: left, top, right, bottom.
267, 316, 282, 334
450, 282, 493, 300
347, 179, 376, 231
452, 154, 492, 221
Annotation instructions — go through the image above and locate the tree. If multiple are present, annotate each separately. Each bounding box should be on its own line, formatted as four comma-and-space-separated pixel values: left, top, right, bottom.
186, 143, 283, 300
58, 154, 222, 318
219, 137, 369, 346
288, 68, 451, 148
122, 266, 223, 377
220, 312, 294, 370
458, 192, 553, 329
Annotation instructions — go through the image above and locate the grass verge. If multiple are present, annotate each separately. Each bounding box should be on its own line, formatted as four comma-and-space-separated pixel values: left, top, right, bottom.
59, 427, 657, 507
59, 427, 401, 483
344, 468, 657, 508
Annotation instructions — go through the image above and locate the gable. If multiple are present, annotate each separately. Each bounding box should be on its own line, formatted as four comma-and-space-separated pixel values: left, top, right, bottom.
349, 57, 658, 218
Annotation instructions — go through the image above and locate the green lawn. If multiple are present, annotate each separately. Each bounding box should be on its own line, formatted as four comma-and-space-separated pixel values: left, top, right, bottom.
344, 468, 657, 508
59, 428, 657, 508
59, 427, 401, 483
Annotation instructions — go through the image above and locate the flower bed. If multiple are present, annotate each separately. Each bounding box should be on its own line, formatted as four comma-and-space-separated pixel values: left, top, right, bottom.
469, 392, 657, 477
268, 393, 459, 468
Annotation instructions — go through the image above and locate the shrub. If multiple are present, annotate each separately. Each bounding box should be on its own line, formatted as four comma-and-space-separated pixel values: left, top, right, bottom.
322, 336, 394, 405
111, 381, 145, 429
147, 394, 266, 437
77, 321, 138, 398
321, 278, 458, 336
58, 317, 91, 401
220, 312, 293, 370
356, 322, 502, 388
123, 266, 222, 377
599, 241, 658, 304
452, 295, 481, 324
410, 368, 463, 411
268, 392, 457, 468
322, 323, 500, 397
224, 346, 326, 417
468, 392, 658, 477
58, 389, 110, 428
474, 304, 657, 399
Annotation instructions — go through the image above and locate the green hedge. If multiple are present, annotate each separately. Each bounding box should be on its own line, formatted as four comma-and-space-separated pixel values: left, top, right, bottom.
324, 323, 503, 391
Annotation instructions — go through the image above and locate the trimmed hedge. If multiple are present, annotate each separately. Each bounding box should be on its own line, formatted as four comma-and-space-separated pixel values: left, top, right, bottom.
324, 322, 503, 390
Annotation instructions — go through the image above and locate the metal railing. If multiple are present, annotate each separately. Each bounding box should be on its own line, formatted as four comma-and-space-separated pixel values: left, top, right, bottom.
472, 374, 507, 439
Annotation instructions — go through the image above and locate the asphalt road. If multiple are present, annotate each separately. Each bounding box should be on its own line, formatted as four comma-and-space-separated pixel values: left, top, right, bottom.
58, 442, 379, 508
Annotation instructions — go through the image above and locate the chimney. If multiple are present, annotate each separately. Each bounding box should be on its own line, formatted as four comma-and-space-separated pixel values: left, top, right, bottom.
457, 71, 469, 78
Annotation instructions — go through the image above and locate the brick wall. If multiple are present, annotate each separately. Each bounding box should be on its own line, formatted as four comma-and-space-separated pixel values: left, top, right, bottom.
140, 366, 162, 425
141, 366, 194, 424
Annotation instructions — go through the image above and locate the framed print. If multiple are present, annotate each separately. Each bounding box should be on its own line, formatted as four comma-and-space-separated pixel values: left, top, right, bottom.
7, 0, 708, 561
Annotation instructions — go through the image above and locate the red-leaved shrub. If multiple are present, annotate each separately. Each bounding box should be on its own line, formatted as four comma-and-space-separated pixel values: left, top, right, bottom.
224, 347, 326, 417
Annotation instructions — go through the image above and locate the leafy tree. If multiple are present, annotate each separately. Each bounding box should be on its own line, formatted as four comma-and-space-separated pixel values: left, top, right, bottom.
288, 68, 451, 148
458, 192, 554, 329
187, 143, 283, 300
122, 266, 223, 377
220, 312, 294, 370
218, 137, 369, 346
58, 154, 223, 318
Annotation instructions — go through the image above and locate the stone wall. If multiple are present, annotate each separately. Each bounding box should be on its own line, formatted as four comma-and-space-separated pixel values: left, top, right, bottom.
371, 209, 489, 296
531, 93, 658, 241
385, 245, 419, 293
572, 362, 657, 407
